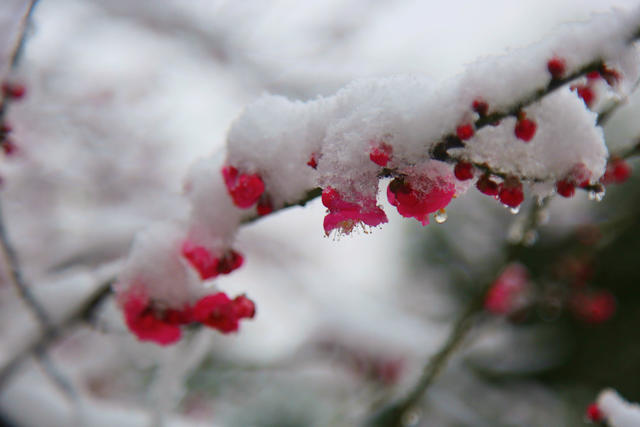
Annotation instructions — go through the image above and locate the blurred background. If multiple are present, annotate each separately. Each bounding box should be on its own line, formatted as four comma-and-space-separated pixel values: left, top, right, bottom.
0, 0, 639, 426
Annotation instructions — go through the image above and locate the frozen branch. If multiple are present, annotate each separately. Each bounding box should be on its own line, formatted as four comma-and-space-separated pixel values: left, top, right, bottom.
114, 6, 640, 349
0, 199, 51, 327
0, 277, 113, 392
0, 0, 81, 401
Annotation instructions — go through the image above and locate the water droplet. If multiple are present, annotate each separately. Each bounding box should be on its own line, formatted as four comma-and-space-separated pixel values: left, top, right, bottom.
509, 205, 521, 214
402, 408, 422, 427
588, 187, 606, 202
523, 230, 538, 246
434, 208, 448, 224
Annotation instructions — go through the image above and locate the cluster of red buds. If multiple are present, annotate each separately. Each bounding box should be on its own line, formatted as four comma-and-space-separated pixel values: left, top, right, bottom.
122, 289, 255, 345
0, 80, 26, 158
182, 240, 244, 280
222, 165, 265, 209
585, 402, 604, 424
387, 173, 455, 225
321, 187, 387, 236
453, 163, 526, 210
369, 141, 393, 167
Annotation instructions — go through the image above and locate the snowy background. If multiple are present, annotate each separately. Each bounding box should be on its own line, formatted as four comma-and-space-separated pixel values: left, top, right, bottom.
0, 0, 640, 426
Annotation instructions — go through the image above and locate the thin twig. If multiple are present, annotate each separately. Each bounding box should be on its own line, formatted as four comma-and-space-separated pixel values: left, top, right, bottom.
0, 278, 113, 390
8, 0, 40, 69
0, 0, 48, 327
34, 352, 78, 400
0, 0, 39, 120
0, 199, 51, 326
364, 291, 485, 427
0, 0, 80, 400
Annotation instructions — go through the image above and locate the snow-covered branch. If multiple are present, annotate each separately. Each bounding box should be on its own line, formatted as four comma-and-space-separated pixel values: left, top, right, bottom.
115, 7, 640, 347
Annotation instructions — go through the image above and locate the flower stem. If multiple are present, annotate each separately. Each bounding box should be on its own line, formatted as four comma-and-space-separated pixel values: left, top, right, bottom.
365, 292, 485, 427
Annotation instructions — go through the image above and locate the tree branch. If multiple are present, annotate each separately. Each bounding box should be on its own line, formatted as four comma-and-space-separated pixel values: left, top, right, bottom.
0, 199, 51, 327
0, 278, 113, 390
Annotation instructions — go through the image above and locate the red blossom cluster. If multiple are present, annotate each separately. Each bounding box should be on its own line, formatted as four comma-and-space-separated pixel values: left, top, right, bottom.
472, 98, 489, 117
193, 293, 255, 333
222, 165, 265, 208
307, 152, 319, 169
570, 63, 621, 108
486, 257, 617, 325
182, 240, 244, 280
585, 402, 604, 423
547, 56, 566, 79
514, 113, 537, 142
0, 80, 26, 158
369, 141, 393, 166
602, 157, 632, 185
476, 174, 499, 196
484, 264, 530, 315
570, 290, 616, 324
469, 98, 536, 142
556, 254, 595, 288
2, 81, 26, 100
453, 161, 474, 181
555, 163, 592, 198
256, 194, 273, 216
498, 177, 524, 208
456, 123, 474, 141
321, 187, 387, 236
122, 289, 255, 345
573, 84, 596, 107
387, 173, 455, 226
466, 171, 525, 210
0, 124, 16, 157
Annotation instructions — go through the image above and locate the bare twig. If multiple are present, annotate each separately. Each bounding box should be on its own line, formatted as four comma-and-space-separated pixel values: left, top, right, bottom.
7, 0, 40, 70
0, 0, 81, 400
0, 278, 113, 390
0, 199, 51, 326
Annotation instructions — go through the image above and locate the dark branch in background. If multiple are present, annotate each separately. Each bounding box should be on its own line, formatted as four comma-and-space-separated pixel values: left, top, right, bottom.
364, 197, 553, 427
0, 0, 39, 122
0, 199, 50, 326
7, 0, 40, 70
0, 278, 114, 391
0, 0, 79, 400
366, 291, 486, 427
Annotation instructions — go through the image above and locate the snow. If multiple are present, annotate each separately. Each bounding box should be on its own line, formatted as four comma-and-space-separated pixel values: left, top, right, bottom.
457, 88, 607, 188
597, 389, 640, 427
